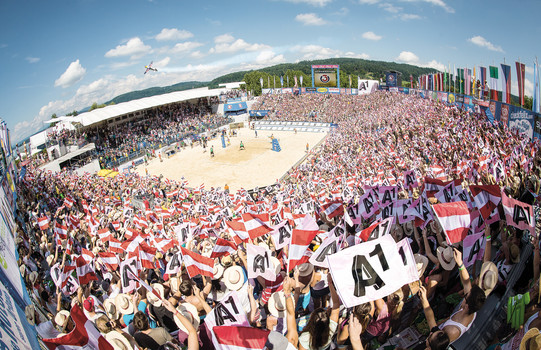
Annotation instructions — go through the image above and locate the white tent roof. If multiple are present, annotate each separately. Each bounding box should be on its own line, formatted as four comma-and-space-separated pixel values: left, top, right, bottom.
76, 87, 227, 127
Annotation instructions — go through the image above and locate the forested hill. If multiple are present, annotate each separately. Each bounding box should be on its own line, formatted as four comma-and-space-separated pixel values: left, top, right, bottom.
103, 58, 436, 105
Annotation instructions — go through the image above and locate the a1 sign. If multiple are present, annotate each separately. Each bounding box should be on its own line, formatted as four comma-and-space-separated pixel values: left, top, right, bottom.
326, 235, 411, 307
206, 291, 250, 350
120, 256, 140, 294
247, 244, 276, 281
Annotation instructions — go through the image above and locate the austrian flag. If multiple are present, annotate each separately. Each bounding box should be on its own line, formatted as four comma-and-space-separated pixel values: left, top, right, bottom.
432, 201, 471, 244
320, 201, 344, 219
180, 247, 214, 278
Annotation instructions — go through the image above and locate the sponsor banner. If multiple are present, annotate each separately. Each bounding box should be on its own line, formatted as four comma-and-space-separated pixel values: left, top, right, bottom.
403, 87, 410, 94
313, 65, 339, 68
317, 87, 328, 93
0, 212, 24, 305
508, 105, 535, 139
489, 101, 501, 122
386, 72, 398, 87
249, 110, 270, 117
390, 87, 399, 93
456, 95, 464, 103
448, 93, 456, 103
534, 114, 541, 139
314, 71, 338, 88
431, 92, 437, 100
358, 80, 379, 94
282, 88, 293, 94
501, 103, 510, 126
0, 281, 38, 350
328, 88, 340, 94
351, 88, 358, 95
305, 87, 317, 93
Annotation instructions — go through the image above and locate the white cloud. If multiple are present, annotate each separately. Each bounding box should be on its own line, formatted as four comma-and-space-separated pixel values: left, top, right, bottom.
154, 57, 171, 68
214, 34, 235, 44
155, 28, 193, 41
75, 78, 109, 96
396, 51, 419, 64
254, 50, 286, 65
295, 13, 327, 25
283, 0, 333, 6
344, 51, 370, 59
359, 0, 380, 4
171, 41, 204, 53
400, 13, 422, 20
54, 59, 86, 88
190, 51, 205, 59
334, 7, 349, 15
379, 3, 402, 13
468, 36, 504, 53
105, 37, 152, 59
25, 56, 40, 63
395, 51, 444, 71
525, 66, 533, 75
401, 0, 454, 13
362, 31, 382, 41
210, 36, 271, 54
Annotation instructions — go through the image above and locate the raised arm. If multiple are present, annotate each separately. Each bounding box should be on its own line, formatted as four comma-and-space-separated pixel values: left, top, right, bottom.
163, 300, 199, 350
483, 224, 492, 263
328, 273, 341, 323
419, 286, 437, 329
453, 248, 472, 294
283, 277, 299, 347
421, 228, 439, 265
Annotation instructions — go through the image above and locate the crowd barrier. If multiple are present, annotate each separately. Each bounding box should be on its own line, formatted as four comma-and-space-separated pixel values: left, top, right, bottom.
252, 120, 331, 133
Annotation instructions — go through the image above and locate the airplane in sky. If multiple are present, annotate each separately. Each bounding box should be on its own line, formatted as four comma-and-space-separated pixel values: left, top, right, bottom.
144, 61, 158, 74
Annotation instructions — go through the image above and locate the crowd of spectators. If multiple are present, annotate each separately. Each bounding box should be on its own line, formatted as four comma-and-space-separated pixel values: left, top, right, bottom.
15, 91, 541, 350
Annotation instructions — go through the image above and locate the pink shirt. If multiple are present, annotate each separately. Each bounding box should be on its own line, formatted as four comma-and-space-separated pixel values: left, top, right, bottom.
366, 303, 391, 337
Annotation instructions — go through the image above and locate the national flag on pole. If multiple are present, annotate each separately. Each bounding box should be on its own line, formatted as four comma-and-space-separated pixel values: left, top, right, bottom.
212, 326, 270, 350
489, 66, 499, 100
516, 61, 526, 106
501, 63, 511, 104
75, 256, 98, 285
431, 201, 471, 244
54, 221, 68, 239
226, 220, 249, 244
469, 185, 501, 220
38, 216, 49, 230
320, 201, 344, 219
211, 238, 238, 258
480, 66, 487, 96
42, 305, 114, 350
501, 191, 534, 235
81, 248, 95, 264
138, 243, 157, 269
180, 247, 214, 278
288, 214, 319, 272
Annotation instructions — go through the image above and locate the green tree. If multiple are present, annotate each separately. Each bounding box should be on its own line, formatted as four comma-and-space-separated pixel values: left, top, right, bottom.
49, 113, 58, 128
524, 95, 533, 111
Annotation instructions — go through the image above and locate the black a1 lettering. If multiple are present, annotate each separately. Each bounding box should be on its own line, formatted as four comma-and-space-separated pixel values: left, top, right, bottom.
351, 244, 389, 297
214, 301, 237, 326
363, 195, 374, 215
253, 252, 269, 273
443, 186, 454, 203
405, 173, 415, 187
421, 203, 431, 221
398, 245, 407, 265
333, 225, 344, 238
513, 205, 531, 226
278, 224, 291, 244
348, 204, 360, 219
168, 253, 181, 272
122, 261, 137, 288
468, 239, 481, 262
315, 241, 337, 262
457, 191, 468, 202
382, 190, 393, 206
381, 205, 394, 220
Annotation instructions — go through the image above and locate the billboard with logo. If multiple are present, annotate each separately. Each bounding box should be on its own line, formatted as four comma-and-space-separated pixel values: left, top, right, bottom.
312, 65, 340, 88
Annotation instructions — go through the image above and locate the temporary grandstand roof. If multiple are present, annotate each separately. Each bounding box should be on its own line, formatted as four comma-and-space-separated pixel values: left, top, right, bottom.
72, 87, 227, 127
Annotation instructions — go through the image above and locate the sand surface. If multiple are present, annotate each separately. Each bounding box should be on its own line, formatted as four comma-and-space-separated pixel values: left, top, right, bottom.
135, 128, 327, 191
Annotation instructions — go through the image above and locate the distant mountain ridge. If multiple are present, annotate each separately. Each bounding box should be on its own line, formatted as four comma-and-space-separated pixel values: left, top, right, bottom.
100, 58, 436, 106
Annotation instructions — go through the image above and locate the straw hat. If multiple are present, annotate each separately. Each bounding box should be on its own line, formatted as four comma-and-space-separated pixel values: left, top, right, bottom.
223, 266, 245, 291
437, 246, 456, 271
298, 263, 314, 277
55, 310, 70, 331
270, 256, 282, 276
479, 261, 498, 296
114, 294, 134, 315
414, 254, 429, 278
520, 328, 541, 350
213, 263, 225, 280
29, 271, 39, 285
221, 255, 233, 268
147, 283, 165, 307
105, 330, 132, 350
170, 277, 181, 294
174, 302, 200, 333
268, 291, 295, 318
103, 298, 119, 320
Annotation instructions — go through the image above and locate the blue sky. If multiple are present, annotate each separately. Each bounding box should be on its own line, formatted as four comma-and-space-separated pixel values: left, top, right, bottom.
0, 0, 539, 144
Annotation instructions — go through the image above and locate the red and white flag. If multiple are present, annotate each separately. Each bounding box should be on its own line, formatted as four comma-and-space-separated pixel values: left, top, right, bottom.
226, 220, 250, 244
98, 252, 119, 271
138, 243, 157, 269
501, 191, 534, 235
180, 247, 214, 278
469, 185, 501, 220
320, 201, 344, 219
54, 221, 68, 239
432, 201, 471, 244
241, 213, 272, 239
76, 255, 98, 285
81, 248, 95, 264
43, 305, 114, 350
210, 238, 237, 259
288, 214, 319, 272
38, 216, 49, 230
212, 326, 270, 350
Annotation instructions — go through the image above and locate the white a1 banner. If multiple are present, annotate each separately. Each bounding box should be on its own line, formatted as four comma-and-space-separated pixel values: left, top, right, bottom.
309, 234, 340, 268
327, 235, 413, 307
247, 244, 276, 281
